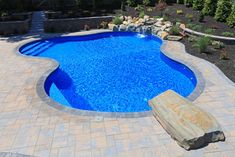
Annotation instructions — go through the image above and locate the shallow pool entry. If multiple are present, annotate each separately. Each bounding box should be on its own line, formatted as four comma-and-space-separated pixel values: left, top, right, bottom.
20, 32, 196, 112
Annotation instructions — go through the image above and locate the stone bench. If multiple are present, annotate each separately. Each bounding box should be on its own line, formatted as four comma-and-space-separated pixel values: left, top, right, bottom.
149, 90, 225, 150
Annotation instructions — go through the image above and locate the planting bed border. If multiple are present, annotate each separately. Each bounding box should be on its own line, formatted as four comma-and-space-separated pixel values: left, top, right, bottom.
181, 27, 235, 43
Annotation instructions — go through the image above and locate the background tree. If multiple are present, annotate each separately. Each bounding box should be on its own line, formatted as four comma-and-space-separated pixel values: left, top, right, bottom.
214, 0, 232, 22
226, 3, 235, 28
202, 0, 218, 16
193, 0, 204, 10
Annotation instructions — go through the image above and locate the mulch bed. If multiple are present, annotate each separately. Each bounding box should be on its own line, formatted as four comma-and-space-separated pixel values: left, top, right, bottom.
182, 38, 235, 83
117, 3, 235, 37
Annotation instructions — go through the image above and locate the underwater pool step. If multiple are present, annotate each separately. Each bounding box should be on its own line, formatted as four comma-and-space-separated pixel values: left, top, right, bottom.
149, 90, 225, 150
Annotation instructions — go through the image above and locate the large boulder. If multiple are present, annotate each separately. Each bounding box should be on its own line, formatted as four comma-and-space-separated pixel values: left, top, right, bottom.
119, 24, 127, 31
160, 31, 169, 40
142, 26, 152, 34
149, 90, 225, 150
152, 26, 161, 35
108, 23, 118, 32
127, 24, 136, 32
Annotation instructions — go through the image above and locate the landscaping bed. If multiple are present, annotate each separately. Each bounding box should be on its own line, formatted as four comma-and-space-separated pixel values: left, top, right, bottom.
0, 12, 32, 36
182, 37, 235, 82
117, 3, 234, 37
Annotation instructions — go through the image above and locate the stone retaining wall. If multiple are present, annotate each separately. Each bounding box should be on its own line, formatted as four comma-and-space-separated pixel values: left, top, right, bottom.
44, 16, 114, 33
0, 19, 30, 36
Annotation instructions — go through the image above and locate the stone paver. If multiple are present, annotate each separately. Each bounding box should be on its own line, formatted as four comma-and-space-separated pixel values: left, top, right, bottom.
0, 30, 235, 157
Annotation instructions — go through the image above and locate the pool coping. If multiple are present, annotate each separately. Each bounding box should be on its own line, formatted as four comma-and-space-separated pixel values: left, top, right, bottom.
14, 30, 205, 118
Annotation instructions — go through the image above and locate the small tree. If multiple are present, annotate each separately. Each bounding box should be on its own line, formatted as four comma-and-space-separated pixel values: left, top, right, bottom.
156, 0, 167, 17
202, 0, 218, 16
193, 0, 204, 10
226, 3, 235, 28
193, 36, 211, 53
214, 0, 232, 22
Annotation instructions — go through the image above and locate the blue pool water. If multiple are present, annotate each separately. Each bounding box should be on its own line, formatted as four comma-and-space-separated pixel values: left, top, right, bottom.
20, 32, 196, 112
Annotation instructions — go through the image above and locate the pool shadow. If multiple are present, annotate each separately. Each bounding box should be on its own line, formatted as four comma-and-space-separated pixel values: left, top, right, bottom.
45, 68, 93, 110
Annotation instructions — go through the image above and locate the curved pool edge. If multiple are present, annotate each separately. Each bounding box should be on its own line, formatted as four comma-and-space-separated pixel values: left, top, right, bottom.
160, 41, 205, 101
15, 30, 204, 118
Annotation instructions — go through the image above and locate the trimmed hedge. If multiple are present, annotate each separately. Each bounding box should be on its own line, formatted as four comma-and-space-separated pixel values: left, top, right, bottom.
202, 0, 218, 16
214, 0, 232, 22
227, 3, 235, 28
193, 0, 204, 10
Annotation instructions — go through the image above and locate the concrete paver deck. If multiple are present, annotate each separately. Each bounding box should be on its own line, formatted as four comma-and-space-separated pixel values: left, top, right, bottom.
0, 30, 235, 157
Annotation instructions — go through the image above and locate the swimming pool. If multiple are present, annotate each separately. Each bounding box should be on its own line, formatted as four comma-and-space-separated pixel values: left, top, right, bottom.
20, 32, 197, 112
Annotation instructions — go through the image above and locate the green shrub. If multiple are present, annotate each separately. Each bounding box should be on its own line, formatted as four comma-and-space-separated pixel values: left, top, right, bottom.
147, 7, 153, 12
193, 0, 204, 10
226, 3, 235, 28
139, 10, 145, 18
126, 0, 136, 7
188, 36, 197, 42
214, 0, 232, 22
185, 14, 194, 22
205, 28, 215, 34
169, 25, 180, 35
198, 12, 205, 22
163, 15, 169, 21
221, 31, 234, 37
112, 16, 123, 25
143, 0, 151, 6
211, 40, 224, 49
193, 36, 211, 53
192, 24, 203, 31
202, 0, 218, 16
135, 4, 144, 11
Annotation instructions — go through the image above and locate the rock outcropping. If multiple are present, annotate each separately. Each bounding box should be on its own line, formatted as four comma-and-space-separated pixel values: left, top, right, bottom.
149, 90, 225, 150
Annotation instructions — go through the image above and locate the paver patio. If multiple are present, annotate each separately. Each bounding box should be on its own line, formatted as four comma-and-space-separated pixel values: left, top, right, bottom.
0, 29, 235, 157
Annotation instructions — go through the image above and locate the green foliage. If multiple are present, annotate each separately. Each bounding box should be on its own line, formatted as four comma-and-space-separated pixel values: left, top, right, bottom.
202, 0, 218, 16
126, 0, 136, 7
188, 36, 197, 42
226, 3, 235, 28
143, 0, 151, 6
169, 25, 180, 35
139, 10, 145, 18
214, 0, 232, 22
193, 0, 204, 10
112, 16, 123, 25
221, 31, 234, 37
198, 12, 205, 22
135, 4, 144, 11
185, 14, 193, 22
205, 28, 215, 34
211, 40, 224, 49
193, 36, 211, 53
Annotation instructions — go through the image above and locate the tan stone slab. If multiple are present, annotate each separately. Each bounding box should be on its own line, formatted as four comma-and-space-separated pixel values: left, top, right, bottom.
149, 90, 225, 150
